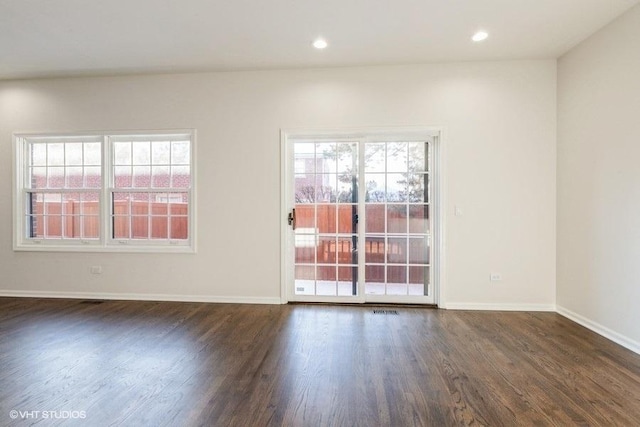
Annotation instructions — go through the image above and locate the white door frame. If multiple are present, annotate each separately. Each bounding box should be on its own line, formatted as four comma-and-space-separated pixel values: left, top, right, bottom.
280, 127, 445, 306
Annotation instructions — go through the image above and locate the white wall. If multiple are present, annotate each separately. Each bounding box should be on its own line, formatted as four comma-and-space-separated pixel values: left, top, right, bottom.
0, 61, 557, 308
558, 4, 640, 349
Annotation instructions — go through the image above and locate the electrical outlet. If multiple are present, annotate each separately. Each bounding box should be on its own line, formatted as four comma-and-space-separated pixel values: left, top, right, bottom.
490, 273, 502, 281
90, 266, 103, 275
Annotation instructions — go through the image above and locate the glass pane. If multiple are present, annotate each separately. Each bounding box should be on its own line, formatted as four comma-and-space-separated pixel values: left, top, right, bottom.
316, 143, 336, 174
152, 141, 171, 165
63, 215, 79, 238
47, 143, 64, 166
336, 175, 356, 203
316, 205, 336, 234
295, 237, 316, 263
151, 198, 168, 215
132, 141, 151, 165
84, 166, 101, 188
79, 193, 100, 216
408, 173, 428, 203
152, 165, 170, 187
112, 192, 131, 215
338, 266, 356, 296
65, 143, 83, 166
131, 216, 149, 239
365, 236, 385, 263
169, 199, 188, 215
387, 173, 407, 202
409, 205, 429, 234
295, 231, 317, 254
114, 166, 132, 188
26, 215, 43, 238
44, 193, 62, 214
131, 193, 150, 214
114, 142, 132, 165
337, 143, 357, 174
409, 266, 429, 285
65, 167, 83, 188
336, 237, 355, 264
387, 237, 407, 264
365, 265, 385, 294
294, 143, 315, 174
83, 216, 100, 239
316, 266, 337, 296
29, 167, 47, 189
171, 141, 190, 165
47, 167, 64, 188
84, 143, 101, 166
295, 174, 315, 203
365, 205, 384, 233
171, 166, 190, 188
294, 205, 315, 228
408, 142, 428, 173
409, 236, 429, 264
170, 217, 188, 239
46, 214, 62, 238
318, 236, 337, 264
364, 143, 385, 173
387, 204, 407, 234
151, 216, 168, 239
61, 193, 80, 215
387, 142, 408, 172
409, 266, 428, 296
337, 205, 357, 234
315, 174, 336, 203
294, 265, 315, 295
113, 216, 130, 239
30, 144, 47, 166
387, 266, 408, 293
133, 166, 151, 187
364, 174, 385, 202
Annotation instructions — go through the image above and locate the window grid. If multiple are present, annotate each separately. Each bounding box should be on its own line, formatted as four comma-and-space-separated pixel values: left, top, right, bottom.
110, 138, 191, 243
15, 131, 194, 252
363, 141, 431, 297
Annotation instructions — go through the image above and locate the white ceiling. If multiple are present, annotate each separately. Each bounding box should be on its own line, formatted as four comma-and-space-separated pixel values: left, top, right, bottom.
0, 0, 638, 80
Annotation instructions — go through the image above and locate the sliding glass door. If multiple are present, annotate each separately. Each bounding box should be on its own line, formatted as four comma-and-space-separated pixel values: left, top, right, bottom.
284, 130, 438, 304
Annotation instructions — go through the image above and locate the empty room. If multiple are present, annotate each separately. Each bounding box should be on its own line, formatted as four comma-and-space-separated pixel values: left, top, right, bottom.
1, 0, 640, 425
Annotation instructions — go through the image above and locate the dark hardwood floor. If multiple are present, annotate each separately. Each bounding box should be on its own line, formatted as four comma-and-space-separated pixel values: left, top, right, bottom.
0, 298, 639, 426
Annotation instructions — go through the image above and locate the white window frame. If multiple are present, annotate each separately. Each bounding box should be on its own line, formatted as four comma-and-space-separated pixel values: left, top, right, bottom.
13, 130, 197, 253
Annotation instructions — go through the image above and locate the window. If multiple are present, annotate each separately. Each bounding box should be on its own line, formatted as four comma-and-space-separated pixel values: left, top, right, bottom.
14, 131, 195, 252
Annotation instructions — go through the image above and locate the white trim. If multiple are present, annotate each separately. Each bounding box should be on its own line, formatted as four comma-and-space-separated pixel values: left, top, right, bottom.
557, 305, 640, 355
0, 290, 281, 305
280, 130, 291, 304
444, 302, 556, 311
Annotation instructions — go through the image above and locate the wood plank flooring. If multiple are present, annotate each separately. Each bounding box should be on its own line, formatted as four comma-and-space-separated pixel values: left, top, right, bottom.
0, 298, 639, 426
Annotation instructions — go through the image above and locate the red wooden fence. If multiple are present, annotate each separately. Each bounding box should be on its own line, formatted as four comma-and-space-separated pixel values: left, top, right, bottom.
32, 201, 187, 239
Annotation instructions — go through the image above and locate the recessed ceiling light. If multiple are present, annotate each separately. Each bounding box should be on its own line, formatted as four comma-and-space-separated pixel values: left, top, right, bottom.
313, 39, 328, 49
472, 31, 489, 42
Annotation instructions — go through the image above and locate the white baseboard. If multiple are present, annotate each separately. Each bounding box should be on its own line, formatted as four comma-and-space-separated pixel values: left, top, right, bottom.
444, 302, 556, 311
556, 305, 640, 355
0, 289, 282, 305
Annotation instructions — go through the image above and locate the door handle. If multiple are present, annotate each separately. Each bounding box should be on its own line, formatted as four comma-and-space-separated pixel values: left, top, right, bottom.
287, 209, 296, 230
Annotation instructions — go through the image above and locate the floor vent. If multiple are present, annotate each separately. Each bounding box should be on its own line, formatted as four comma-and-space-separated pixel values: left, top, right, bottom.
373, 309, 399, 315
80, 300, 105, 305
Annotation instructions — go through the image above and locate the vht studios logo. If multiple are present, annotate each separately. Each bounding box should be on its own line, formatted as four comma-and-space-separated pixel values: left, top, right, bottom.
9, 410, 86, 420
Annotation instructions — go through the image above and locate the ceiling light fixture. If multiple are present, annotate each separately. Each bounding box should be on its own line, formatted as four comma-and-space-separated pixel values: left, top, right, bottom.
472, 31, 489, 42
313, 39, 328, 49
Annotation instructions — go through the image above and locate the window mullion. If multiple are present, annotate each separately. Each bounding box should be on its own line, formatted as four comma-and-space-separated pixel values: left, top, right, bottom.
101, 135, 111, 246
